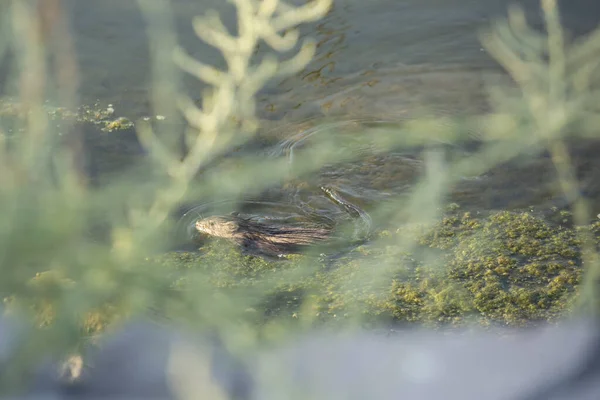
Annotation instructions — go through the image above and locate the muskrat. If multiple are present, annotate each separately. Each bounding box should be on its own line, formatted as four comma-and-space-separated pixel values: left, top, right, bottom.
194, 213, 333, 256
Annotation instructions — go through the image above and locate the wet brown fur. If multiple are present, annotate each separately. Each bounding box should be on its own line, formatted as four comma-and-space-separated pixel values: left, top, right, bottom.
195, 214, 331, 256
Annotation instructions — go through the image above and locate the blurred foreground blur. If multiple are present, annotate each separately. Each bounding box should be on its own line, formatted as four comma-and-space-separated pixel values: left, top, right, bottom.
4, 312, 597, 400
2, 0, 600, 398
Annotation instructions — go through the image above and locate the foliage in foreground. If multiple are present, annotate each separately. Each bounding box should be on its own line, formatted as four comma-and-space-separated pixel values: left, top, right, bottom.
1, 0, 600, 392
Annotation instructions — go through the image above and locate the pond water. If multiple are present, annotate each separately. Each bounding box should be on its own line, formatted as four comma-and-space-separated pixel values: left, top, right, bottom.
3, 0, 600, 247
16, 0, 597, 119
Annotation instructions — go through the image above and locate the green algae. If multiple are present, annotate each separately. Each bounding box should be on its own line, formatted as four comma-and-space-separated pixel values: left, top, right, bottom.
138, 205, 590, 331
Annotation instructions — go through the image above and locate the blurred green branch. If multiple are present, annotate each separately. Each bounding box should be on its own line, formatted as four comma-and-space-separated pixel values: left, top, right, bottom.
481, 0, 600, 315
1, 0, 600, 393
132, 0, 332, 240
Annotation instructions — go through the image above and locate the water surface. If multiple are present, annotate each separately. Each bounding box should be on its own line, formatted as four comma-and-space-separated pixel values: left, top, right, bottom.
7, 0, 596, 119
4, 0, 600, 229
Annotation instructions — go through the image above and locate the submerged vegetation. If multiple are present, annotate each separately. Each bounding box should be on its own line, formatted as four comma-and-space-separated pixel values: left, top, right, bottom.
1, 0, 600, 393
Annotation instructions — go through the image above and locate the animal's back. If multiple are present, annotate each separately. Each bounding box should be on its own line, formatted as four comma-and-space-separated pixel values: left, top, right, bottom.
196, 214, 332, 256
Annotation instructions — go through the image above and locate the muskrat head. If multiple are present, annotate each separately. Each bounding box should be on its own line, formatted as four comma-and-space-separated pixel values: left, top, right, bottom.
194, 215, 239, 238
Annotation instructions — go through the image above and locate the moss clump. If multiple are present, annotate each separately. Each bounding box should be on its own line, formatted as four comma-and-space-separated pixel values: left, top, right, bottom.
406, 207, 583, 325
